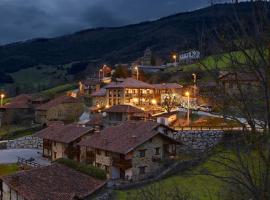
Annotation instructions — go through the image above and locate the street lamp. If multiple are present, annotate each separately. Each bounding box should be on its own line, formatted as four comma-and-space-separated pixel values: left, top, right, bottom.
172, 54, 177, 65
0, 94, 5, 107
185, 91, 190, 126
99, 69, 103, 81
192, 73, 197, 96
102, 64, 107, 78
134, 66, 139, 80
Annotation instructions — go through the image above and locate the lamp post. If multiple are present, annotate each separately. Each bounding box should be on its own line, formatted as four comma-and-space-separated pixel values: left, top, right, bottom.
173, 54, 177, 66
134, 66, 139, 80
99, 69, 102, 81
102, 64, 107, 78
185, 91, 190, 126
0, 94, 5, 107
192, 73, 197, 96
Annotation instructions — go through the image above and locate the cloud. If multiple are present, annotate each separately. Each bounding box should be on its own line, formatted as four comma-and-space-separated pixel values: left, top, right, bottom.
0, 0, 232, 44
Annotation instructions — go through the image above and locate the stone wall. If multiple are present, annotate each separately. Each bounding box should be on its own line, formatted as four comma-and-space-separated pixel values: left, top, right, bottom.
6, 136, 43, 150
176, 130, 224, 153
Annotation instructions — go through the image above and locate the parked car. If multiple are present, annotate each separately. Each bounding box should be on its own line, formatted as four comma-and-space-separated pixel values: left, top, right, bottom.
198, 105, 212, 112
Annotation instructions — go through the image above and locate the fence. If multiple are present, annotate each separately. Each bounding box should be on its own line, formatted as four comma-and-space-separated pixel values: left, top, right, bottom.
173, 126, 245, 131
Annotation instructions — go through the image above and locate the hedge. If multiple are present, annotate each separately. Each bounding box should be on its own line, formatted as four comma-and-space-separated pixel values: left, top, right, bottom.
55, 158, 107, 180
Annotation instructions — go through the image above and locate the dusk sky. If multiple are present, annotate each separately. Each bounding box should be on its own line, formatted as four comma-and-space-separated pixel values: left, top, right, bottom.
0, 0, 241, 44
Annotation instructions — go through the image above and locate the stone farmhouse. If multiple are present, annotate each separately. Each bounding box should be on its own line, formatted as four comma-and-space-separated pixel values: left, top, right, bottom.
36, 123, 93, 161
79, 79, 101, 97
103, 104, 146, 127
78, 121, 179, 181
0, 163, 106, 200
90, 78, 183, 111
35, 95, 84, 125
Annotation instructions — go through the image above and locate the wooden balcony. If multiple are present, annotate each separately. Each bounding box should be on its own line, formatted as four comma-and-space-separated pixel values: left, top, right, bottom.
112, 158, 132, 169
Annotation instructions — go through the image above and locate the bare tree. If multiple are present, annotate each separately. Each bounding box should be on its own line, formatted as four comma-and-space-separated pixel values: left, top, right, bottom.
162, 91, 178, 113
198, 2, 270, 199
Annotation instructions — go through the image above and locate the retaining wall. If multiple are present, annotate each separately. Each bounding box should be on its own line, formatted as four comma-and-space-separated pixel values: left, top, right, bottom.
6, 136, 43, 150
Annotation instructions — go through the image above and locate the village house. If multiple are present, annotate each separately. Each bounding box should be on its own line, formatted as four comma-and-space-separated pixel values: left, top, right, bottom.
79, 78, 101, 97
0, 94, 34, 126
0, 163, 106, 200
91, 88, 107, 110
35, 95, 84, 125
103, 104, 146, 126
79, 121, 179, 181
218, 71, 260, 94
36, 123, 93, 161
105, 78, 155, 109
153, 83, 183, 105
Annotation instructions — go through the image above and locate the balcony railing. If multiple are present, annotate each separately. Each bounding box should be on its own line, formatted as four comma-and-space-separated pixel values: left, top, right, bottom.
112, 158, 132, 169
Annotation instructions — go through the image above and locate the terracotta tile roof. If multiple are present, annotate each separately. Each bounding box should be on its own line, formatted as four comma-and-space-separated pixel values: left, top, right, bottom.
91, 88, 106, 97
78, 121, 178, 154
2, 94, 33, 109
105, 78, 154, 89
37, 95, 81, 111
81, 79, 100, 86
85, 115, 103, 126
104, 104, 144, 114
153, 83, 183, 89
35, 124, 92, 144
1, 163, 106, 200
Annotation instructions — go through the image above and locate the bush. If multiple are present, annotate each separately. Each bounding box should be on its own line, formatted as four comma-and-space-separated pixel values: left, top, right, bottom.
55, 158, 107, 180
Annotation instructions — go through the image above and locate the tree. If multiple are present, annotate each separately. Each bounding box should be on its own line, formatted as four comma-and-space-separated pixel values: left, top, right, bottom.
198, 2, 270, 199
162, 91, 178, 113
112, 66, 130, 80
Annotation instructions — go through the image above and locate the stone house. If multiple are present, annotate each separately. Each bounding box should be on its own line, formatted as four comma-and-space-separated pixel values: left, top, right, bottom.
103, 104, 146, 126
79, 121, 179, 181
105, 78, 155, 109
218, 71, 260, 94
36, 123, 93, 161
0, 94, 35, 126
79, 79, 101, 97
153, 83, 183, 105
0, 163, 106, 200
91, 88, 107, 111
35, 95, 84, 125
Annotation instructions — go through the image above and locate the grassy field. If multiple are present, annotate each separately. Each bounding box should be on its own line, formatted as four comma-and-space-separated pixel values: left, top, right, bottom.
38, 83, 77, 98
0, 164, 19, 176
165, 50, 246, 73
10, 65, 70, 88
116, 154, 225, 200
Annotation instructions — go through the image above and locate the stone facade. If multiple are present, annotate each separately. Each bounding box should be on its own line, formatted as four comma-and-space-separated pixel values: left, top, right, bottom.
35, 102, 84, 125
176, 130, 224, 153
6, 136, 43, 150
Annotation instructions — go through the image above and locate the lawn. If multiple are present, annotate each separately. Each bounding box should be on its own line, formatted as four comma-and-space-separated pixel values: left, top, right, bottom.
0, 164, 19, 176
116, 155, 225, 200
37, 83, 77, 99
165, 50, 247, 73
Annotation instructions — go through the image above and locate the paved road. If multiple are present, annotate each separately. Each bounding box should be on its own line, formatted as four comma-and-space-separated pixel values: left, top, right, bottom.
0, 149, 50, 166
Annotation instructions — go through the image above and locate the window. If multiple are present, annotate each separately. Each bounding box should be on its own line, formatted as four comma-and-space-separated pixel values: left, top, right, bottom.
96, 163, 101, 168
105, 165, 110, 173
139, 150, 146, 158
97, 149, 101, 155
139, 166, 146, 175
155, 147, 160, 155
105, 151, 110, 157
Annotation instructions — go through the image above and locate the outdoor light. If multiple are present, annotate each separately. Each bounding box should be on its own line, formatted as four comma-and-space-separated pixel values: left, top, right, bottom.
151, 99, 157, 105
185, 91, 190, 97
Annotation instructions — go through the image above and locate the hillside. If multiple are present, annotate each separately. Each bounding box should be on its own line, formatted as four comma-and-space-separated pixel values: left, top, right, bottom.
0, 2, 268, 87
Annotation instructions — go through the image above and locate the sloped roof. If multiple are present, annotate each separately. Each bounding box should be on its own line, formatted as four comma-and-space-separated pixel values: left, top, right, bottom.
35, 124, 92, 144
78, 121, 178, 154
37, 95, 80, 111
153, 83, 183, 89
81, 79, 100, 86
105, 78, 153, 89
1, 163, 106, 200
218, 71, 259, 82
2, 94, 33, 109
91, 88, 106, 97
104, 104, 144, 114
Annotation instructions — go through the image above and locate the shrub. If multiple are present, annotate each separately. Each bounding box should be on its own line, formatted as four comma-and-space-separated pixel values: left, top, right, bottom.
55, 158, 106, 180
